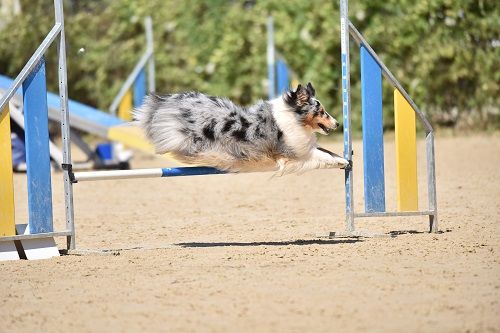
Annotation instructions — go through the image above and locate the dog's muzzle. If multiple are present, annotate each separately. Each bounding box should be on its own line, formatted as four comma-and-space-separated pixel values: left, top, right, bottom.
318, 120, 339, 134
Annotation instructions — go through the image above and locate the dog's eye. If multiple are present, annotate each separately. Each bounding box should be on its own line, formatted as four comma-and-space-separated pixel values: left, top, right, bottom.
315, 101, 320, 107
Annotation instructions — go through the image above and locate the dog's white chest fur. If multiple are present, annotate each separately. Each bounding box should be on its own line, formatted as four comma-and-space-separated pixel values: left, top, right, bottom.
270, 98, 317, 158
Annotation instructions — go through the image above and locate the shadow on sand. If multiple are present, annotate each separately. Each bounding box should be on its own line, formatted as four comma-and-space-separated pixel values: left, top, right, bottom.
175, 238, 363, 248
389, 230, 425, 236
63, 238, 363, 256
389, 229, 450, 236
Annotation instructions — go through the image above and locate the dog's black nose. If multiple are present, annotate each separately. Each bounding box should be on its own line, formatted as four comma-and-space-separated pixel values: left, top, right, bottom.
334, 120, 339, 128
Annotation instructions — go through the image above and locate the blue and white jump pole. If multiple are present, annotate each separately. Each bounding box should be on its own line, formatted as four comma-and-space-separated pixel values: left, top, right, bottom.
74, 167, 226, 182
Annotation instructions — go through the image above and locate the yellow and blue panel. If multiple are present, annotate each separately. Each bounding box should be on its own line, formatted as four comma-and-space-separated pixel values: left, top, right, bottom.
359, 46, 419, 213
0, 57, 54, 236
118, 68, 147, 122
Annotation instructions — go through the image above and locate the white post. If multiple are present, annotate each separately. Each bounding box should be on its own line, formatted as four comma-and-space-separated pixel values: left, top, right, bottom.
145, 16, 155, 93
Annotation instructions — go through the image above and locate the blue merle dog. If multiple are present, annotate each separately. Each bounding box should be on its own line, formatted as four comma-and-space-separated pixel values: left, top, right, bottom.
134, 82, 348, 174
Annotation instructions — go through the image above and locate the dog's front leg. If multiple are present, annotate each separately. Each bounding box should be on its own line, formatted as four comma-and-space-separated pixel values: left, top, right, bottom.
315, 147, 349, 169
275, 148, 348, 175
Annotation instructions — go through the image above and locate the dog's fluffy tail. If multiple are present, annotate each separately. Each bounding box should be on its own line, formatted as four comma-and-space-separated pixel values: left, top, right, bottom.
132, 94, 158, 136
132, 94, 189, 155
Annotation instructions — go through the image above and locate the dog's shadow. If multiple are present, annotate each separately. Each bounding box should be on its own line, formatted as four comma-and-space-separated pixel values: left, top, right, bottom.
175, 238, 362, 248
178, 229, 452, 248
63, 238, 362, 256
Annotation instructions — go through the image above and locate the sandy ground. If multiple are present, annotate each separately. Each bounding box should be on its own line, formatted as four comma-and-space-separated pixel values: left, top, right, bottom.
1, 134, 499, 333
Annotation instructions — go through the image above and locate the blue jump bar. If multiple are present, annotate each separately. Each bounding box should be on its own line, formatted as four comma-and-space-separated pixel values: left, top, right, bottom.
161, 167, 227, 177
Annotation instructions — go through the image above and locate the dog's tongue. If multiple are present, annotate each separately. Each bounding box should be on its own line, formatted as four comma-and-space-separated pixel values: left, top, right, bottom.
319, 124, 330, 134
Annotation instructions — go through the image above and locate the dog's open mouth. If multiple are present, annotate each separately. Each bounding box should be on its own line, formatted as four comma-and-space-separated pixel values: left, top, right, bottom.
318, 124, 332, 134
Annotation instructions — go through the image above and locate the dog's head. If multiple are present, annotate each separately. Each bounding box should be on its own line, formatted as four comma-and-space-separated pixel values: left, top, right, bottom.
282, 82, 339, 135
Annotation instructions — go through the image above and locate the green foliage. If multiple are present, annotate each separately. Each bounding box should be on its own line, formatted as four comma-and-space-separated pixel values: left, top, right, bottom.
0, 0, 498, 130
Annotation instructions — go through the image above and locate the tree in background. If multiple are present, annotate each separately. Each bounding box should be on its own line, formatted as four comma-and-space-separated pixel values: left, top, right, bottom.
0, 0, 497, 131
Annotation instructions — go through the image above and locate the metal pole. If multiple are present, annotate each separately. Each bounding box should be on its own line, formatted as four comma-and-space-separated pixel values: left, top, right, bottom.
267, 16, 276, 100
145, 16, 155, 93
340, 0, 354, 232
55, 0, 76, 250
426, 132, 438, 232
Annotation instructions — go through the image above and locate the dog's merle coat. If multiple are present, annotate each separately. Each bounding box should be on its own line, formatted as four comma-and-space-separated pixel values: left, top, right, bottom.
134, 83, 348, 174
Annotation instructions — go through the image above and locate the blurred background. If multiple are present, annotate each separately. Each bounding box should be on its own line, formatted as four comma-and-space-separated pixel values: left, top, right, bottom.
0, 0, 498, 132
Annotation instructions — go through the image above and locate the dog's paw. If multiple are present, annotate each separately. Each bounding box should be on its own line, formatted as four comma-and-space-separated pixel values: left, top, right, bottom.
338, 157, 350, 168
329, 157, 349, 169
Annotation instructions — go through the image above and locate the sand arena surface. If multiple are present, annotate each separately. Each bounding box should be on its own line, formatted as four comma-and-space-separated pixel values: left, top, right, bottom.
1, 135, 499, 332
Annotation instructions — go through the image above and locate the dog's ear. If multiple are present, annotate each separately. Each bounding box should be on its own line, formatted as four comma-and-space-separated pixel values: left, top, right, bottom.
283, 83, 310, 108
283, 84, 297, 106
295, 83, 310, 106
306, 82, 316, 97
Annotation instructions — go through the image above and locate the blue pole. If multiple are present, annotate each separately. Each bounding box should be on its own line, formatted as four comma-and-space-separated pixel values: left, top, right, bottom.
361, 46, 386, 213
133, 68, 146, 107
276, 59, 289, 96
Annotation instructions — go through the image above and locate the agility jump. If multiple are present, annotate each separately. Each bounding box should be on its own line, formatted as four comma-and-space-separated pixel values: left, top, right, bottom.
0, 0, 73, 260
0, 0, 437, 260
339, 0, 437, 235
